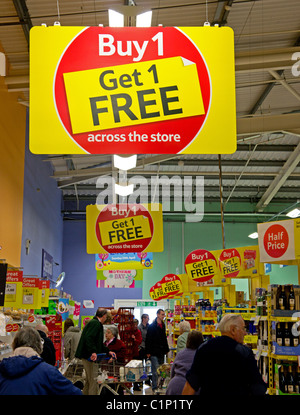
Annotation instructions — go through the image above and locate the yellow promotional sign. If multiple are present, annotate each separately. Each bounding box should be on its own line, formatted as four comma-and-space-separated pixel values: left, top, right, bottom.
39, 279, 50, 307
149, 274, 183, 301
86, 203, 163, 254
64, 57, 204, 134
21, 278, 42, 310
4, 271, 23, 308
30, 26, 236, 155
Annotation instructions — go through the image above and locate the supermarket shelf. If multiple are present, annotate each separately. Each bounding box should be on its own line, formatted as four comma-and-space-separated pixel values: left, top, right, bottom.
271, 353, 299, 361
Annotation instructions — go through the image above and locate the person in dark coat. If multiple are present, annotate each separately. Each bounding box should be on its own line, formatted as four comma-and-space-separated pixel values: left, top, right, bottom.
75, 308, 116, 395
0, 326, 81, 395
166, 331, 203, 395
182, 313, 267, 397
36, 324, 56, 366
145, 309, 170, 394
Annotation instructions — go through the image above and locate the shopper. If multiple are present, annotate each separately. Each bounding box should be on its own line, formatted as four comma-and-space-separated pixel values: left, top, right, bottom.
104, 326, 127, 363
145, 309, 170, 394
176, 320, 191, 353
166, 330, 203, 395
131, 319, 143, 391
138, 313, 149, 361
75, 308, 116, 395
63, 318, 82, 360
0, 326, 82, 395
35, 323, 56, 366
182, 313, 268, 397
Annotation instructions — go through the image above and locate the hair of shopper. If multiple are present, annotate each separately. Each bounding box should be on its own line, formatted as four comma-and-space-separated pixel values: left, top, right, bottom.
178, 320, 191, 333
133, 318, 139, 324
157, 308, 164, 315
96, 308, 108, 318
141, 314, 149, 321
186, 330, 204, 349
12, 326, 43, 355
64, 317, 74, 334
107, 325, 118, 338
217, 313, 243, 333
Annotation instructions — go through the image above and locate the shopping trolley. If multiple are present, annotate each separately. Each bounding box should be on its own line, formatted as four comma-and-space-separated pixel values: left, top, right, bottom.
59, 358, 85, 390
95, 357, 149, 395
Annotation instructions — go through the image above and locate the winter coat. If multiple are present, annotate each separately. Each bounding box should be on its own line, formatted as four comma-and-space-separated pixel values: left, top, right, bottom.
64, 326, 81, 360
132, 328, 142, 358
176, 331, 189, 354
75, 316, 109, 360
104, 337, 127, 363
37, 330, 56, 366
138, 322, 149, 349
0, 347, 82, 395
166, 348, 199, 395
145, 318, 170, 357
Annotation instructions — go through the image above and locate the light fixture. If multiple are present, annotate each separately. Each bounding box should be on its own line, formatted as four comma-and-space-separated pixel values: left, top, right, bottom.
115, 183, 134, 196
286, 208, 300, 218
113, 154, 137, 171
248, 232, 258, 239
108, 9, 124, 27
136, 11, 152, 27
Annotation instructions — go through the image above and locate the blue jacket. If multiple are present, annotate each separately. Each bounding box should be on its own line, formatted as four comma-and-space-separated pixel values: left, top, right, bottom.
0, 355, 82, 395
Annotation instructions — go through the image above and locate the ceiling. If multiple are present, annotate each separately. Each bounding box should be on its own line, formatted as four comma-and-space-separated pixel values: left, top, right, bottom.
1, 0, 300, 223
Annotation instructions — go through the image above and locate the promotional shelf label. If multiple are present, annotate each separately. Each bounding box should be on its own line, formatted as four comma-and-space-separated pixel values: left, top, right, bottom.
185, 249, 218, 283
86, 203, 163, 253
4, 270, 23, 308
30, 26, 236, 155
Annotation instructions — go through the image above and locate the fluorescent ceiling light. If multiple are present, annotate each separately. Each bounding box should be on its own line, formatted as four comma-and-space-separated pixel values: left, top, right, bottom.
115, 183, 134, 196
108, 9, 124, 27
136, 11, 152, 27
286, 208, 300, 218
248, 232, 258, 239
114, 154, 137, 170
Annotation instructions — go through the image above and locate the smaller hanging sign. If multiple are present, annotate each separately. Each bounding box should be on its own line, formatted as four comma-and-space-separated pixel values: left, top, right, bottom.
185, 249, 218, 283
218, 248, 241, 278
149, 274, 183, 301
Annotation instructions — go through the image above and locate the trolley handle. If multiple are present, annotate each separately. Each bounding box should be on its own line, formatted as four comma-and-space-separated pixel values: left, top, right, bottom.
88, 353, 111, 362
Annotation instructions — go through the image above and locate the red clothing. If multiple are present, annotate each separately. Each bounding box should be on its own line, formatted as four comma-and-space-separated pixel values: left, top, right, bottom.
132, 328, 142, 358
104, 337, 127, 363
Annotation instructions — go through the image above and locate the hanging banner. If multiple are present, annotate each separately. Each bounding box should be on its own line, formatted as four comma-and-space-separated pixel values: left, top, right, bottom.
96, 269, 136, 288
149, 274, 183, 301
95, 252, 153, 270
68, 300, 81, 326
219, 248, 241, 278
39, 279, 50, 307
185, 249, 218, 283
21, 278, 42, 309
4, 270, 23, 308
86, 203, 163, 253
41, 249, 53, 280
57, 298, 69, 321
258, 218, 300, 263
30, 26, 236, 155
0, 263, 8, 307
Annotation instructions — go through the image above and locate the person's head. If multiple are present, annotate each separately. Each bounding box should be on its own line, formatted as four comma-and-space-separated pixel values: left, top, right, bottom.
186, 330, 204, 350
105, 325, 118, 341
157, 309, 165, 323
95, 308, 108, 324
178, 320, 191, 335
141, 314, 149, 325
35, 323, 48, 336
133, 319, 139, 328
12, 327, 43, 355
217, 313, 246, 344
64, 318, 74, 334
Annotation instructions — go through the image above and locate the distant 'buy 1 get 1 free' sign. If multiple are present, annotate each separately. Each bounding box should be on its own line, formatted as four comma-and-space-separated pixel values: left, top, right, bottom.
30, 26, 236, 154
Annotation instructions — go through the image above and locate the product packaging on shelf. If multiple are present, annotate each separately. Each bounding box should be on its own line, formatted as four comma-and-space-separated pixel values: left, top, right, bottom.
269, 284, 300, 317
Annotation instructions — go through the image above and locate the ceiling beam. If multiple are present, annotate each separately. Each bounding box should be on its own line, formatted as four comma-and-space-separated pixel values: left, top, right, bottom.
237, 113, 300, 136
255, 140, 300, 211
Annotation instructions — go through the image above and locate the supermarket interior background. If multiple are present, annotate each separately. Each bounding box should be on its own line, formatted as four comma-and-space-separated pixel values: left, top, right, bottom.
0, 0, 300, 397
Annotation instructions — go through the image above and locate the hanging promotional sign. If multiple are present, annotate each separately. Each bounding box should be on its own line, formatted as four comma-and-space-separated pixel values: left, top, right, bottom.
97, 269, 136, 288
30, 26, 236, 155
4, 270, 23, 308
149, 274, 183, 301
39, 279, 50, 307
185, 249, 218, 283
95, 252, 153, 270
21, 277, 42, 309
258, 218, 300, 263
68, 300, 81, 326
57, 298, 69, 321
86, 203, 163, 253
218, 248, 241, 278
41, 249, 53, 280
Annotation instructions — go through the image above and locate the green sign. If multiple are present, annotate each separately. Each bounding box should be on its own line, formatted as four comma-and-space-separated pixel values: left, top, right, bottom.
137, 301, 157, 307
